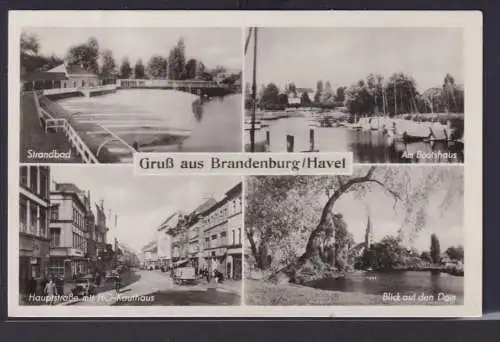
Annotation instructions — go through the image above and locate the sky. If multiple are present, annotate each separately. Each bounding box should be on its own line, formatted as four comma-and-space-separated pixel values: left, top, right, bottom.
24, 27, 242, 70
245, 27, 463, 93
50, 166, 241, 255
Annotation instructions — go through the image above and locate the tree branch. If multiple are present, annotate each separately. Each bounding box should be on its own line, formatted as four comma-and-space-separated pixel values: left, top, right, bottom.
365, 179, 402, 208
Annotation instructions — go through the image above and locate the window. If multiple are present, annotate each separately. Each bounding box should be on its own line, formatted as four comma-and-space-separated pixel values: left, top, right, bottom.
205, 237, 209, 249
29, 202, 37, 234
20, 167, 28, 186
238, 228, 242, 244
220, 231, 227, 245
50, 205, 59, 221
39, 207, 47, 237
19, 197, 27, 233
29, 167, 38, 193
232, 229, 236, 245
39, 168, 48, 199
50, 228, 61, 247
48, 259, 65, 278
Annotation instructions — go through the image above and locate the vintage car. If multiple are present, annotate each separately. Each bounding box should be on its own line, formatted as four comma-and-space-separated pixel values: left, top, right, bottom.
72, 275, 97, 297
172, 266, 196, 285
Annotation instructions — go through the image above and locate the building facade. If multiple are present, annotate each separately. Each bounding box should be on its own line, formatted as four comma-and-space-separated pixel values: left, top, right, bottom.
48, 183, 89, 279
19, 166, 51, 293
202, 182, 243, 280
157, 212, 181, 268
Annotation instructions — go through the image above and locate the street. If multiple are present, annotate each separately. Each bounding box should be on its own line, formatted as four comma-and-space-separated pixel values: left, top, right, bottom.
69, 269, 241, 306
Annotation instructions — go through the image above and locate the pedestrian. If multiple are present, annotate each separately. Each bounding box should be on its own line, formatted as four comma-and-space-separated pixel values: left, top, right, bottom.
44, 278, 57, 304
56, 276, 64, 296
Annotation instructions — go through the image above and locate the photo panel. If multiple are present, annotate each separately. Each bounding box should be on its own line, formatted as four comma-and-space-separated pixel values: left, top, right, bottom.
17, 165, 243, 307
244, 27, 464, 164
19, 27, 243, 164
244, 165, 465, 306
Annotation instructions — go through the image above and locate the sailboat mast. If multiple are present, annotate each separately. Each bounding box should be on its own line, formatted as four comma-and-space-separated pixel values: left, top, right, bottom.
393, 83, 397, 115
250, 27, 258, 152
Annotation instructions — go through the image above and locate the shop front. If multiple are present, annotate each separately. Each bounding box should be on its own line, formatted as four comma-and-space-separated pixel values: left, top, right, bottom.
226, 247, 242, 280
19, 233, 50, 294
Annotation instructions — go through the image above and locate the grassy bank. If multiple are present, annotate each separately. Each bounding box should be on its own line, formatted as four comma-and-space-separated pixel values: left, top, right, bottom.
245, 279, 385, 305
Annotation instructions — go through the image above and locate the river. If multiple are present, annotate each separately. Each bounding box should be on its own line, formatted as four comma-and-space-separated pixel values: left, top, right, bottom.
56, 89, 242, 160
308, 271, 464, 304
245, 116, 464, 163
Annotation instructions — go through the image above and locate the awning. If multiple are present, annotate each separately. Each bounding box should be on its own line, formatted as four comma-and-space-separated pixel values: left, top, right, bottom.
172, 259, 189, 268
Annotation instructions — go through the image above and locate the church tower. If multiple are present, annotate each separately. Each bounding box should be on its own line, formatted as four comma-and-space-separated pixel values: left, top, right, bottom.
364, 209, 374, 250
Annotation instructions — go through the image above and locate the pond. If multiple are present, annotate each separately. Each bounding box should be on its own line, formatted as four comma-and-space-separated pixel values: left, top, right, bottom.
308, 270, 464, 304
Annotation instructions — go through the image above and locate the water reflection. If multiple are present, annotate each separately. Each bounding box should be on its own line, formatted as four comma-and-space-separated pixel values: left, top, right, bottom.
246, 116, 463, 163
308, 271, 464, 304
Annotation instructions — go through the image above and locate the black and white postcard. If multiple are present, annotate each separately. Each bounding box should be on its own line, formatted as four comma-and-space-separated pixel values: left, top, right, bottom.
8, 11, 482, 318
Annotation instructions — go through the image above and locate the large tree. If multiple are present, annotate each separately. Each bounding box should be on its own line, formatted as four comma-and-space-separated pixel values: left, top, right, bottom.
259, 83, 281, 109
100, 49, 117, 77
146, 55, 168, 79
430, 234, 441, 264
167, 38, 186, 80
119, 57, 132, 79
20, 32, 63, 77
245, 166, 463, 281
314, 80, 324, 105
134, 59, 146, 79
66, 37, 100, 74
182, 58, 198, 80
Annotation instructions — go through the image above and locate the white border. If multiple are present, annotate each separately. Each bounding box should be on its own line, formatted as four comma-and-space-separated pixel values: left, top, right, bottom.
8, 10, 482, 317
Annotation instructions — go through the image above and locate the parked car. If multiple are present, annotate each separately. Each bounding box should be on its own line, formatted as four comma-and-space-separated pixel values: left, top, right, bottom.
72, 275, 97, 297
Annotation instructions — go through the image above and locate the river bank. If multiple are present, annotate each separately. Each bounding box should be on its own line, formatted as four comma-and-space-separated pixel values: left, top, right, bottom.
245, 279, 385, 305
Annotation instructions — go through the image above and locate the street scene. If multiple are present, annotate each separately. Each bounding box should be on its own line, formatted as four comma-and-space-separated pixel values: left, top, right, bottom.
244, 166, 464, 305
20, 27, 242, 163
18, 166, 242, 306
244, 28, 464, 163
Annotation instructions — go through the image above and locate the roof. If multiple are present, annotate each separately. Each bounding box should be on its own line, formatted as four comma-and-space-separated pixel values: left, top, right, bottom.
66, 64, 97, 76
22, 71, 68, 82
296, 88, 314, 93
193, 198, 217, 214
47, 63, 97, 77
54, 182, 82, 194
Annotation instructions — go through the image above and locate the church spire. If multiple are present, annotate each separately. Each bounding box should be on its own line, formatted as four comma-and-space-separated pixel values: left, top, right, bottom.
364, 205, 373, 249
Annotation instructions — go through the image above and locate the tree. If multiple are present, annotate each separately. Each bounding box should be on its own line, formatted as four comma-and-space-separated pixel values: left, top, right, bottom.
183, 58, 198, 80
146, 55, 168, 79
442, 74, 464, 113
195, 61, 206, 80
20, 32, 40, 55
445, 246, 464, 261
362, 236, 406, 270
119, 57, 132, 79
300, 92, 312, 107
167, 38, 186, 80
20, 32, 64, 78
134, 59, 146, 79
320, 81, 335, 108
259, 83, 281, 109
335, 86, 346, 105
430, 234, 441, 264
100, 49, 116, 77
420, 251, 432, 263
314, 80, 324, 105
245, 166, 463, 281
66, 37, 100, 74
